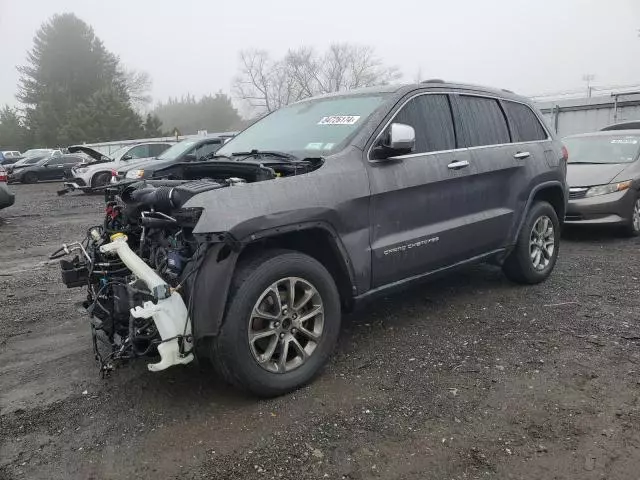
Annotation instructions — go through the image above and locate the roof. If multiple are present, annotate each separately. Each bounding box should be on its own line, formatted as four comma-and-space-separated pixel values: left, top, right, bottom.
564, 130, 640, 139
295, 82, 528, 104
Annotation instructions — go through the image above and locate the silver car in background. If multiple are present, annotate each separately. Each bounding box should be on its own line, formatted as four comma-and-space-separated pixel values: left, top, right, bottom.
65, 142, 173, 191
564, 130, 640, 235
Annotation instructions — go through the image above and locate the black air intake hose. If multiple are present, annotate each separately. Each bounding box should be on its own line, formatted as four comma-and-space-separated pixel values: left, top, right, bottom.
123, 186, 175, 210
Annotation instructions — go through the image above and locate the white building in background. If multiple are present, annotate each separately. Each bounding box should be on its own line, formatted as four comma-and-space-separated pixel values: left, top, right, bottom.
533, 86, 640, 137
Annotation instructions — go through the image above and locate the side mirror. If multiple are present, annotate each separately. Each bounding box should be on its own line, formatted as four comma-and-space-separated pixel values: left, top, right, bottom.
374, 123, 416, 159
121, 154, 133, 161
183, 153, 197, 162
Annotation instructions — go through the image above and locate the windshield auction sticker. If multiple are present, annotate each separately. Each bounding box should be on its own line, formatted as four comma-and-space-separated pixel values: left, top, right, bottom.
318, 115, 361, 125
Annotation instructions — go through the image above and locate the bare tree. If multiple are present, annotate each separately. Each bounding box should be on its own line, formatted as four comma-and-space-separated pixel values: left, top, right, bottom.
234, 43, 401, 113
122, 69, 153, 110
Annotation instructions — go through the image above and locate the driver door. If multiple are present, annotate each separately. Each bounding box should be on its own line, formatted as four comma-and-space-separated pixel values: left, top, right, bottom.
42, 158, 66, 179
367, 93, 476, 287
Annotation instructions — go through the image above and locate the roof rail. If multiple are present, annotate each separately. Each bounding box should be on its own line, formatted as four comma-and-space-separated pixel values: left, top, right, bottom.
421, 79, 445, 84
502, 88, 514, 94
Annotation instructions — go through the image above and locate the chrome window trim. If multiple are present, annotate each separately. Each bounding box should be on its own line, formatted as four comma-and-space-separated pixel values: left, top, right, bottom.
366, 90, 551, 162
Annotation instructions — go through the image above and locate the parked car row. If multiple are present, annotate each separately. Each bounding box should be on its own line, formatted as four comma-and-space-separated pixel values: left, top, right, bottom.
6, 151, 89, 184
0, 151, 23, 165
66, 141, 174, 190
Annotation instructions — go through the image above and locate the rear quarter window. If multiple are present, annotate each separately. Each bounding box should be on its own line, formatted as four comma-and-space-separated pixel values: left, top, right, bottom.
456, 95, 510, 147
504, 101, 547, 142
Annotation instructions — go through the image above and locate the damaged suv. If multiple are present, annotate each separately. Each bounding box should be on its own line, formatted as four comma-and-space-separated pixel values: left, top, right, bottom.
54, 82, 567, 396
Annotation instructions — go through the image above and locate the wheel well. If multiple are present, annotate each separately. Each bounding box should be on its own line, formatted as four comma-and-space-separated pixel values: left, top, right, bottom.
533, 186, 565, 223
91, 170, 110, 186
238, 228, 354, 310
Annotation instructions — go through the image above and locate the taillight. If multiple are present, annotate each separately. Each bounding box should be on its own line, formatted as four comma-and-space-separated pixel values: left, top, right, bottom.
0, 171, 7, 182
561, 145, 569, 162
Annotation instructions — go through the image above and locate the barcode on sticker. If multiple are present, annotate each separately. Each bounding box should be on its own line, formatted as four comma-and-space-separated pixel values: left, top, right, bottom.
318, 115, 361, 125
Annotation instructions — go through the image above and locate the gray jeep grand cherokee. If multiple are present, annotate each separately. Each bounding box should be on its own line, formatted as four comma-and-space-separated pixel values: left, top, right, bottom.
55, 81, 567, 396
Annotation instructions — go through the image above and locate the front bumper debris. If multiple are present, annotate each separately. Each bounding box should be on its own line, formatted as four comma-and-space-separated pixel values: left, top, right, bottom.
100, 234, 194, 371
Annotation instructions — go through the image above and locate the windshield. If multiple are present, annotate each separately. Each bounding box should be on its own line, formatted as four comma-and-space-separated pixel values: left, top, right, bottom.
22, 149, 50, 157
17, 155, 46, 166
217, 93, 389, 157
157, 139, 197, 161
108, 146, 129, 161
564, 135, 640, 164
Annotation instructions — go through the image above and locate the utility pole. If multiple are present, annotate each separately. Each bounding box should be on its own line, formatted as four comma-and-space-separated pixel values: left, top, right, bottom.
582, 74, 595, 98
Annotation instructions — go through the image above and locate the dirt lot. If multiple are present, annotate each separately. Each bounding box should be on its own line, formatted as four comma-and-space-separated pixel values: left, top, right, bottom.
2, 182, 640, 480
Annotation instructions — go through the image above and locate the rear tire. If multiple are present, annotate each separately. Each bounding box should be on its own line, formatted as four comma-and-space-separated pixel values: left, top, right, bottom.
22, 172, 38, 184
91, 172, 111, 188
622, 196, 640, 237
209, 249, 341, 397
503, 201, 560, 284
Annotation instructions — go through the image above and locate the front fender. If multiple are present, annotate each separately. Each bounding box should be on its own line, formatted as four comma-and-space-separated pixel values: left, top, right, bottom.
189, 243, 240, 340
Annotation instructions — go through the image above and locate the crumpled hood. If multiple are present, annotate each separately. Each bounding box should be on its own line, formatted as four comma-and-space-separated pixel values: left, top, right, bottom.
567, 163, 629, 187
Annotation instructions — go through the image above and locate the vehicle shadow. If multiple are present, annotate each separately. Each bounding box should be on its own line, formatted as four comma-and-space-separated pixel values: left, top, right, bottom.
117, 263, 511, 406
562, 225, 630, 243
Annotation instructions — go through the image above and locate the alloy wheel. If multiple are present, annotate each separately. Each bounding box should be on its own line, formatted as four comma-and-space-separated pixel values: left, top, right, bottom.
633, 199, 640, 232
529, 215, 555, 271
248, 277, 324, 373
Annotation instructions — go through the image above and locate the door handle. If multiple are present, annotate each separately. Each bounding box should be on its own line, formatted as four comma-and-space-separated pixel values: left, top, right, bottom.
447, 160, 470, 170
514, 151, 531, 159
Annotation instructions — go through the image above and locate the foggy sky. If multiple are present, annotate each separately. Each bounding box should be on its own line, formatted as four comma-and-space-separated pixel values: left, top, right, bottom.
1, 0, 639, 109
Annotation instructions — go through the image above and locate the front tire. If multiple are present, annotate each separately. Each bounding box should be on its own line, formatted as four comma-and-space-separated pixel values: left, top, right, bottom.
209, 249, 341, 397
622, 196, 640, 237
22, 172, 38, 184
91, 172, 111, 188
503, 201, 560, 284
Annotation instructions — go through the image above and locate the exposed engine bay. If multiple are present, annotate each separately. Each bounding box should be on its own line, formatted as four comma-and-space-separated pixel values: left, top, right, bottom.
52, 158, 322, 374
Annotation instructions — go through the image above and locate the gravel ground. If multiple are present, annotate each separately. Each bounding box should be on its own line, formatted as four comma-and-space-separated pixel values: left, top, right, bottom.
2, 182, 640, 480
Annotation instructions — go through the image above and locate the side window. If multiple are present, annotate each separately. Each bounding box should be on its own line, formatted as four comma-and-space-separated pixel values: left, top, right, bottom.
391, 94, 456, 154
47, 158, 64, 165
149, 143, 170, 157
503, 101, 547, 142
195, 141, 222, 158
126, 145, 150, 159
456, 95, 510, 147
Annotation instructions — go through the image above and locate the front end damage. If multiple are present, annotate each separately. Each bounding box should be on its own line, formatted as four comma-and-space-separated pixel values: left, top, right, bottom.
51, 176, 235, 374
52, 157, 324, 376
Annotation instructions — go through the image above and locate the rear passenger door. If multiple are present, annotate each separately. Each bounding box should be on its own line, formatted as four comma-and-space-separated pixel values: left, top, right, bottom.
368, 93, 476, 287
451, 94, 530, 252
501, 100, 552, 232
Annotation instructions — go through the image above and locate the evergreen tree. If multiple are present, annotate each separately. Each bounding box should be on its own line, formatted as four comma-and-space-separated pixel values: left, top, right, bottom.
17, 13, 144, 145
143, 113, 164, 137
153, 93, 242, 135
0, 106, 28, 150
